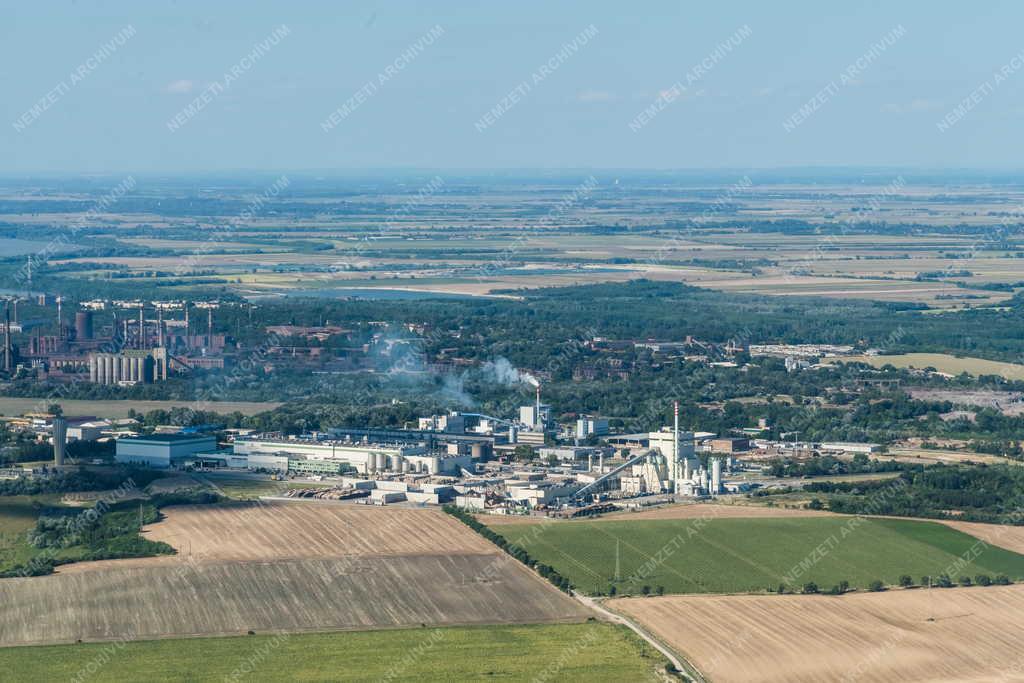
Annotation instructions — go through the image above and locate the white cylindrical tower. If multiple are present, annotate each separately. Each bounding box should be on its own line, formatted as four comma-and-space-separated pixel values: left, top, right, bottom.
52, 418, 67, 467
711, 457, 721, 496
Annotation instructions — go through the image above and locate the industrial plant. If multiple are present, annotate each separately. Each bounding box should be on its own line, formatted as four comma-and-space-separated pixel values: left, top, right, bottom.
1, 294, 231, 384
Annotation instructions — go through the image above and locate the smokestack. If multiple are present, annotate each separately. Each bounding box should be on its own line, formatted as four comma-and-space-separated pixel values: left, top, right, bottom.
184, 302, 190, 348
207, 307, 213, 348
3, 300, 11, 374
535, 384, 541, 427
56, 297, 63, 337
673, 401, 680, 493
157, 306, 164, 348
138, 303, 144, 349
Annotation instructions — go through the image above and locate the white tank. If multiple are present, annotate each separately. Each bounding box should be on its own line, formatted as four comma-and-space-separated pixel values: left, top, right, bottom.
711, 458, 722, 496
430, 456, 442, 475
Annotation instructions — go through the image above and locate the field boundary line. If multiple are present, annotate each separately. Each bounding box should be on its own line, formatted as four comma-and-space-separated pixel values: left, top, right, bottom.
578, 593, 703, 682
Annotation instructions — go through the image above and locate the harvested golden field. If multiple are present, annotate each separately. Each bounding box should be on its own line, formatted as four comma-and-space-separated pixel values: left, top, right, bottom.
825, 353, 1024, 381
137, 502, 497, 563
0, 503, 589, 647
614, 587, 1024, 683
0, 397, 280, 418
481, 502, 829, 526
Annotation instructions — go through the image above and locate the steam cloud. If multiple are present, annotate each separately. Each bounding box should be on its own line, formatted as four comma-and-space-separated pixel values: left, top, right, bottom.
483, 357, 539, 387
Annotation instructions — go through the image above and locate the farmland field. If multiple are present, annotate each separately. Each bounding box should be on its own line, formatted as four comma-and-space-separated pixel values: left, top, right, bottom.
614, 586, 1024, 683
824, 353, 1024, 380
482, 502, 829, 526
0, 397, 281, 418
0, 503, 590, 646
0, 622, 666, 682
496, 516, 1024, 595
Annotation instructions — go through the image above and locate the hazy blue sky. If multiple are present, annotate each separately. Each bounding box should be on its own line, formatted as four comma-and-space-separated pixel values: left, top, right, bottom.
2, 0, 1022, 172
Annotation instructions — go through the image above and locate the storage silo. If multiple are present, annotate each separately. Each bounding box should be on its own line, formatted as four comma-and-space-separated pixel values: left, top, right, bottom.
52, 418, 67, 467
376, 452, 387, 472
711, 458, 722, 496
75, 311, 94, 340
430, 456, 442, 475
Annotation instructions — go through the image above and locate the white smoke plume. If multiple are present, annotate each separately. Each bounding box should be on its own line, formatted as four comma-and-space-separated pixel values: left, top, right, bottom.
483, 357, 539, 387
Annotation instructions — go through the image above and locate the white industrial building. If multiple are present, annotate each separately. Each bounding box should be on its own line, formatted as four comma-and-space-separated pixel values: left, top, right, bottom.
232, 437, 469, 475
819, 442, 882, 455
575, 416, 609, 439
115, 434, 217, 468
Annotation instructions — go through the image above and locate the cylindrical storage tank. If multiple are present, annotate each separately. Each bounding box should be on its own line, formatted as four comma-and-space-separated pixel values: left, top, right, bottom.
401, 460, 410, 473
366, 453, 376, 473
376, 452, 387, 471
75, 311, 94, 340
104, 355, 113, 384
89, 356, 98, 383
112, 356, 122, 383
430, 456, 442, 475
711, 457, 721, 495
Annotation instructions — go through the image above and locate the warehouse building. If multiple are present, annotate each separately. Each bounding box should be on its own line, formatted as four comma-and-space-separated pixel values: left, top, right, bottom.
233, 436, 468, 475
115, 434, 217, 468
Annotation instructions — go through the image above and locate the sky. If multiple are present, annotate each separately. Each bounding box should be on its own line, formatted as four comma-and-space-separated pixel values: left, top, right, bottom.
2, 0, 1023, 172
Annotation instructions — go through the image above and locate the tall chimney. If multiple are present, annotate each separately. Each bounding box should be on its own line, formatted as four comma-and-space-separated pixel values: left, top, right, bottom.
207, 307, 213, 348
184, 302, 190, 348
138, 303, 144, 349
535, 384, 541, 428
56, 297, 63, 337
157, 306, 164, 347
673, 400, 680, 492
52, 417, 67, 468
3, 300, 11, 374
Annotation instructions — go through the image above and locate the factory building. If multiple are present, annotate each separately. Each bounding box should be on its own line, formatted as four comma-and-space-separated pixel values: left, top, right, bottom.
505, 478, 582, 507
115, 434, 217, 468
576, 415, 609, 439
88, 348, 169, 385
232, 437, 468, 475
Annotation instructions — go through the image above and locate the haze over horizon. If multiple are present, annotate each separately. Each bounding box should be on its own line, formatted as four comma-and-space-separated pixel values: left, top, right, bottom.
4, 0, 1024, 173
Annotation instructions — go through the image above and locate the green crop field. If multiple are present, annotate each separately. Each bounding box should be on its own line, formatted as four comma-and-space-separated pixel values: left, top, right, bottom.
497, 517, 1024, 595
0, 623, 666, 683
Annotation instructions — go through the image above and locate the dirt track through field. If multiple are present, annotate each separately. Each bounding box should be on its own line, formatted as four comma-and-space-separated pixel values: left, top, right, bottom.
614, 587, 1024, 683
2, 502, 589, 646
